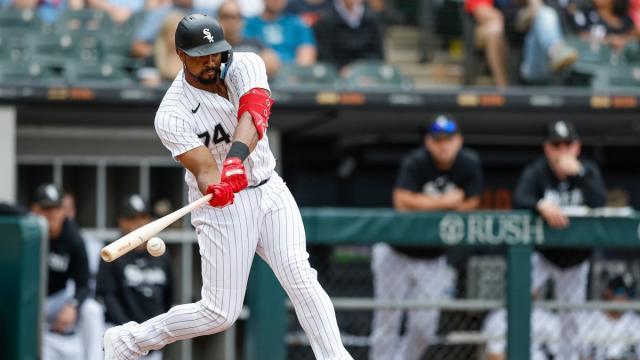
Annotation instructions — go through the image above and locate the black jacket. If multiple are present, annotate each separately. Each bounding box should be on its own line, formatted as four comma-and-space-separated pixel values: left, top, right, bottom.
313, 6, 384, 68
513, 157, 607, 268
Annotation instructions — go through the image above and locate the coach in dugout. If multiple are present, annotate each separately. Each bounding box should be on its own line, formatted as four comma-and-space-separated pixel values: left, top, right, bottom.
97, 194, 173, 360
513, 120, 607, 360
30, 183, 104, 360
370, 115, 483, 360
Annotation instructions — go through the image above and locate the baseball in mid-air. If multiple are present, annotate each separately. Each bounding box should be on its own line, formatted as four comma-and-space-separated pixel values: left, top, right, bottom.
146, 237, 166, 257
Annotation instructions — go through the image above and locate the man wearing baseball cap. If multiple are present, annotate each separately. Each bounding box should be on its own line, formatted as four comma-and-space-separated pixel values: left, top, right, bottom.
513, 120, 607, 359
96, 195, 173, 360
370, 115, 484, 360
576, 273, 640, 359
30, 183, 104, 360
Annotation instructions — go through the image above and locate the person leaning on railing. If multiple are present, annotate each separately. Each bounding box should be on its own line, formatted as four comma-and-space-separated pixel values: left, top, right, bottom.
513, 120, 607, 360
370, 115, 484, 360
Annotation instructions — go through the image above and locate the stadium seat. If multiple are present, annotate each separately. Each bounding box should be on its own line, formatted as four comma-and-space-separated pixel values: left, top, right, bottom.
272, 63, 340, 88
591, 65, 640, 89
0, 9, 43, 31
0, 31, 33, 63
342, 61, 413, 89
55, 10, 113, 34
0, 61, 64, 86
565, 36, 613, 65
622, 41, 640, 65
64, 62, 134, 86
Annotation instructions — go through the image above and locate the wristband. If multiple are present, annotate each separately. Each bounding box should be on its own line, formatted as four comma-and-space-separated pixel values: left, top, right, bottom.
227, 141, 250, 162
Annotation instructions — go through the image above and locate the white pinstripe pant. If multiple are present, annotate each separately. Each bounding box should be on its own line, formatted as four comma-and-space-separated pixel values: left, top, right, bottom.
111, 175, 352, 360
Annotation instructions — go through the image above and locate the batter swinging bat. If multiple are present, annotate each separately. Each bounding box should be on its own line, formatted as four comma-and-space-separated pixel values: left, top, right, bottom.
100, 193, 212, 262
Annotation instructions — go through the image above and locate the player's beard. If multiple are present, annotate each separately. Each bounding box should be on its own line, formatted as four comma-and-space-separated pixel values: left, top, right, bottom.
197, 66, 221, 84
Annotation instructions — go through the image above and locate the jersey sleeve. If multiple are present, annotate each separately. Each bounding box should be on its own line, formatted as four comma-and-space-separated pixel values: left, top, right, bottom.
227, 52, 270, 98
154, 111, 203, 159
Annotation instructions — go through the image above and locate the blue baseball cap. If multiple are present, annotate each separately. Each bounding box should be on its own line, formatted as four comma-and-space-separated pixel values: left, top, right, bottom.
427, 115, 459, 136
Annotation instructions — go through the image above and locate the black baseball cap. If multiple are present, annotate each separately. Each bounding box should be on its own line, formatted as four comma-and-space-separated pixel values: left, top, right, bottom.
120, 194, 150, 218
426, 115, 460, 136
547, 120, 579, 142
608, 273, 635, 297
32, 183, 63, 208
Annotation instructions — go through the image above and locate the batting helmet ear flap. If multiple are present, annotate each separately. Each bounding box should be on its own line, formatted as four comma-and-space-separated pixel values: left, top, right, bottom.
220, 50, 233, 80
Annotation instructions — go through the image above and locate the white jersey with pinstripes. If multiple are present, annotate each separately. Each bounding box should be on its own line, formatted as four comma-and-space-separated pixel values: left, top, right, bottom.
154, 52, 276, 189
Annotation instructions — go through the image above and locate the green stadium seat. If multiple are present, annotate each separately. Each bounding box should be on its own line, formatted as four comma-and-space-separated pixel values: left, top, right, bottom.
0, 61, 64, 85
0, 31, 33, 63
0, 9, 42, 31
272, 63, 340, 88
342, 61, 413, 89
591, 65, 640, 89
64, 62, 134, 86
622, 41, 640, 64
565, 36, 613, 65
55, 10, 113, 34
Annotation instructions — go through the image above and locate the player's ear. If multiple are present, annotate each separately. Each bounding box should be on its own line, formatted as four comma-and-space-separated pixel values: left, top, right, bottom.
176, 49, 185, 63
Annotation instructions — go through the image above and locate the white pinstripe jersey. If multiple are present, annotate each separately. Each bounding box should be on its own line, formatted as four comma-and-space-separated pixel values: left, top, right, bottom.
154, 52, 276, 191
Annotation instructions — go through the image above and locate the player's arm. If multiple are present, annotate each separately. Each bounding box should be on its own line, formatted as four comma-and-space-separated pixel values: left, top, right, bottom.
177, 146, 220, 195
454, 196, 481, 211
393, 188, 465, 211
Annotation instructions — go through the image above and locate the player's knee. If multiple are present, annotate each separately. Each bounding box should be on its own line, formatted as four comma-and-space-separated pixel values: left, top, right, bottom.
79, 298, 104, 322
199, 302, 240, 332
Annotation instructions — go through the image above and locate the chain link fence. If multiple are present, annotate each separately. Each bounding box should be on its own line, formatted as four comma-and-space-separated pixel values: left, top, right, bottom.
286, 245, 640, 360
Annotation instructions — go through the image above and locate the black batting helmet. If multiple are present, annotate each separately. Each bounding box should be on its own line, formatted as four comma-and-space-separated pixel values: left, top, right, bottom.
175, 13, 232, 62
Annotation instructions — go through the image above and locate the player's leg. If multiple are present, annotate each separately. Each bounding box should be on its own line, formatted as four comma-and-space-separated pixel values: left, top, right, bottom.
76, 297, 104, 360
398, 256, 451, 360
531, 251, 552, 295
107, 190, 262, 359
256, 177, 352, 360
552, 259, 590, 360
370, 243, 412, 360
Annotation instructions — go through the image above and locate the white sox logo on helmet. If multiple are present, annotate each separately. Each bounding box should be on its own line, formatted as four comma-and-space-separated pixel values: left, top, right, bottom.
203, 28, 214, 43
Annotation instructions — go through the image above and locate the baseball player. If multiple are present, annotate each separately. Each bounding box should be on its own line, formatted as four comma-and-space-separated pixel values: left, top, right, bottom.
576, 273, 640, 360
483, 305, 561, 360
513, 120, 607, 359
370, 116, 483, 360
104, 14, 352, 360
97, 195, 173, 360
31, 183, 105, 360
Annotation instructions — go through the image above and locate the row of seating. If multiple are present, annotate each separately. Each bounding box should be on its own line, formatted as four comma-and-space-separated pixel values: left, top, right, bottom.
0, 59, 414, 89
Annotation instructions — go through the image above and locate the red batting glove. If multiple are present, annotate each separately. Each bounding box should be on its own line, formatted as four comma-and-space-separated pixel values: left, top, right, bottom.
206, 182, 234, 208
221, 157, 248, 193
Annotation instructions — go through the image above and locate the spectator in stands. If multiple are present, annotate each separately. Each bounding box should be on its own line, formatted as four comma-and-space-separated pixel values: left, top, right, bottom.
218, 0, 281, 78
313, 0, 384, 69
3, 0, 85, 23
483, 293, 561, 360
515, 0, 579, 83
631, 0, 640, 30
576, 273, 640, 359
244, 0, 317, 65
153, 11, 184, 81
465, 0, 510, 86
97, 194, 173, 360
286, 0, 333, 26
570, 0, 636, 52
87, 0, 161, 24
513, 120, 607, 359
131, 0, 211, 59
30, 183, 104, 360
370, 115, 483, 360
193, 0, 264, 18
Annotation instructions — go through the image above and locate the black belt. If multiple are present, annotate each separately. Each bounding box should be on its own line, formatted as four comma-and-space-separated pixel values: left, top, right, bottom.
248, 177, 270, 189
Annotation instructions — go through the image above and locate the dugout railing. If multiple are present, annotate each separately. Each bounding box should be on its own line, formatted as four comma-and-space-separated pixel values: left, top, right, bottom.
84, 209, 640, 360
